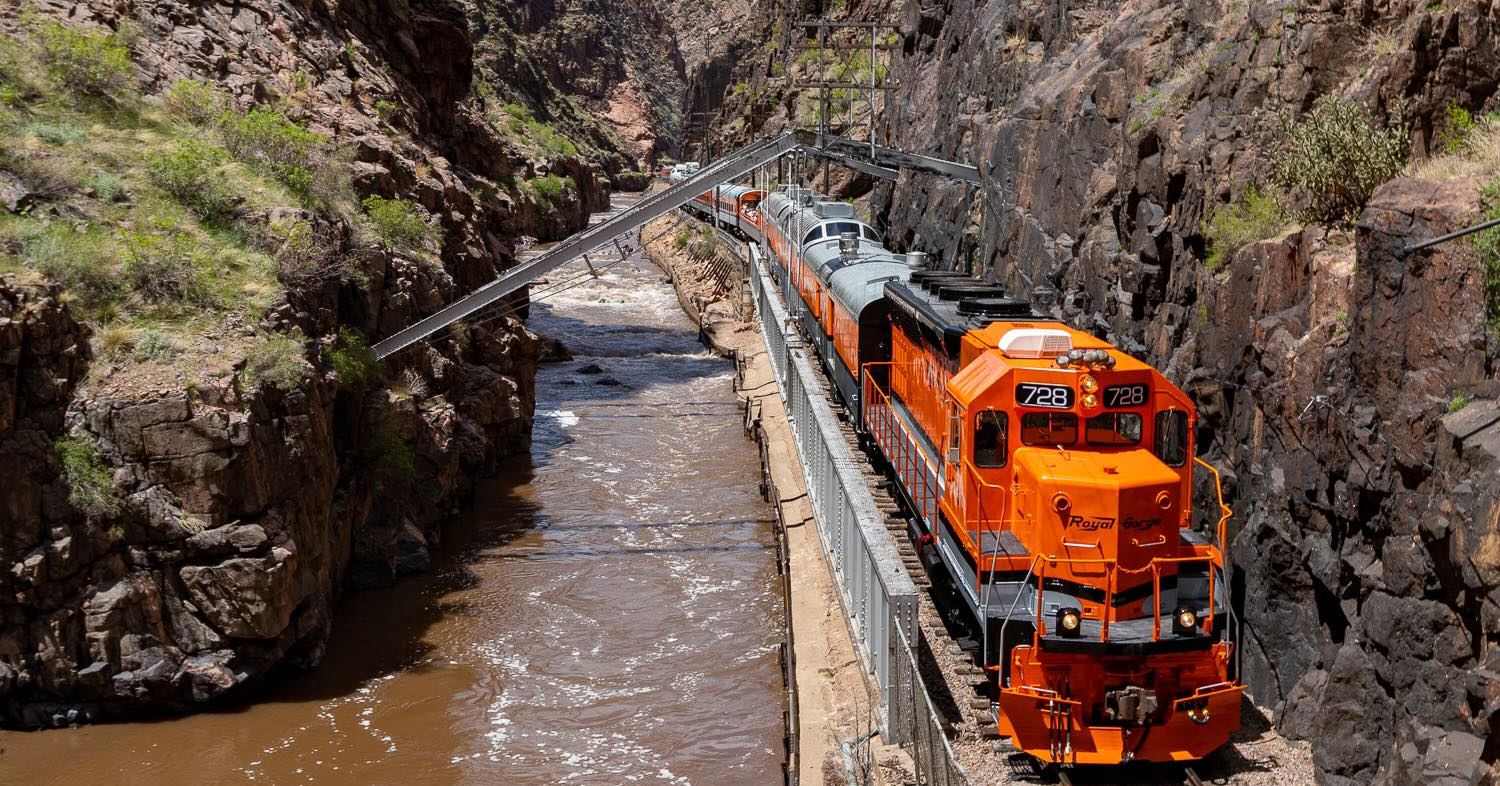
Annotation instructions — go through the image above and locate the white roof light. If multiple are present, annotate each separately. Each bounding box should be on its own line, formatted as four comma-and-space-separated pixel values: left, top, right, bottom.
999, 329, 1073, 358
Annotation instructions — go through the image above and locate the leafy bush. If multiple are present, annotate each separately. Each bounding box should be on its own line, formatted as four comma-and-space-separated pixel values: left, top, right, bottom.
147, 140, 236, 221
243, 332, 307, 390
23, 223, 120, 310
56, 435, 120, 518
1475, 179, 1500, 336
366, 414, 417, 494
1439, 102, 1477, 154
1200, 187, 1287, 269
217, 107, 326, 195
328, 328, 380, 387
362, 195, 433, 251
35, 21, 134, 100
121, 230, 211, 305
162, 79, 222, 126
1273, 94, 1408, 223
528, 174, 572, 204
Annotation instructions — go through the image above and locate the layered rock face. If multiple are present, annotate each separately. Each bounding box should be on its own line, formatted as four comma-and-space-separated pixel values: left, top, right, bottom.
864, 1, 1500, 783
0, 0, 633, 726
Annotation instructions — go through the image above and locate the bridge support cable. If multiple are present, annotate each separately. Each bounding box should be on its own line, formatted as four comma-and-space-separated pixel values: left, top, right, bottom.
372, 133, 802, 358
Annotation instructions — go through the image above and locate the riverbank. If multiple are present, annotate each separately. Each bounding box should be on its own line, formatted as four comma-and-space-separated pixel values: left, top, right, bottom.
643, 212, 909, 786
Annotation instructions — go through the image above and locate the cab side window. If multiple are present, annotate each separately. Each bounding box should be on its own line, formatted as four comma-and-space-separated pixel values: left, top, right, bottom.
974, 410, 1008, 467
1154, 410, 1189, 466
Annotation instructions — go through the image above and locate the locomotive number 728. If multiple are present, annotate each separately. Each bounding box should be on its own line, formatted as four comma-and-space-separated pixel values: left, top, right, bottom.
1015, 383, 1074, 409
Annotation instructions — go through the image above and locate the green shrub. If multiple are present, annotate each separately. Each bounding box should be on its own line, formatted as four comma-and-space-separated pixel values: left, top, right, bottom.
1438, 102, 1477, 154
529, 174, 571, 204
25, 122, 85, 146
1448, 393, 1471, 413
162, 79, 222, 126
328, 328, 381, 387
1201, 187, 1287, 269
135, 328, 177, 360
366, 414, 417, 494
56, 436, 120, 518
362, 195, 433, 251
121, 230, 211, 305
218, 107, 326, 195
35, 21, 134, 100
23, 223, 121, 310
1474, 179, 1500, 336
1273, 94, 1408, 223
87, 170, 124, 202
243, 332, 307, 390
147, 140, 236, 221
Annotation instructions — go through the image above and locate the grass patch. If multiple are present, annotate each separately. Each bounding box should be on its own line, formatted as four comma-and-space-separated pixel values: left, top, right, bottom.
243, 331, 307, 390
1273, 94, 1408, 224
1200, 187, 1288, 269
56, 435, 120, 518
1448, 393, 1471, 413
121, 229, 213, 306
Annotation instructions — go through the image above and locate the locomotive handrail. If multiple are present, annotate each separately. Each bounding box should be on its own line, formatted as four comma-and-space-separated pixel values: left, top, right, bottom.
1192, 456, 1233, 550
1030, 552, 1222, 647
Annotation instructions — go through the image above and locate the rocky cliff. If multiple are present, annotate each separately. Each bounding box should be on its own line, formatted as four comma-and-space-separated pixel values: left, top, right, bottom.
864, 1, 1499, 784
0, 0, 665, 726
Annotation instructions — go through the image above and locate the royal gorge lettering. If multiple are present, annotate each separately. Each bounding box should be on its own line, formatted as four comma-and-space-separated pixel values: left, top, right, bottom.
1063, 515, 1159, 531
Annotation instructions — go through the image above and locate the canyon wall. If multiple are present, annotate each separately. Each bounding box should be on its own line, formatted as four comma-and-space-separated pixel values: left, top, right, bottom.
0, 0, 663, 726
865, 1, 1499, 783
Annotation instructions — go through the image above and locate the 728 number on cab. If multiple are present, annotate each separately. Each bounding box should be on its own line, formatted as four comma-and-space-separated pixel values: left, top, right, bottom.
1015, 383, 1074, 409
1103, 384, 1149, 408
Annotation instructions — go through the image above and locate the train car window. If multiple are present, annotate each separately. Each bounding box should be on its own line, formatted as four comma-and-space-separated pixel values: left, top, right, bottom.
827, 221, 862, 238
1020, 412, 1077, 445
802, 226, 825, 244
1154, 410, 1189, 466
974, 410, 1008, 467
861, 226, 882, 242
1085, 413, 1142, 446
946, 408, 961, 463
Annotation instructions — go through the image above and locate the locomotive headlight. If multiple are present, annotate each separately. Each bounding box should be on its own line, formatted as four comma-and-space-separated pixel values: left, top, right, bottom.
1057, 607, 1083, 638
1082, 393, 1099, 409
1079, 375, 1099, 393
1173, 607, 1199, 636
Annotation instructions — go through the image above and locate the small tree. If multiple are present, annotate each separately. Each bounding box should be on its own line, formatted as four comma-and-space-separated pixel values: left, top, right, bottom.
1273, 95, 1408, 224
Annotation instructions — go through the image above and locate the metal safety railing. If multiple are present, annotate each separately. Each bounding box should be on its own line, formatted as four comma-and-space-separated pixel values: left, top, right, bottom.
747, 243, 970, 784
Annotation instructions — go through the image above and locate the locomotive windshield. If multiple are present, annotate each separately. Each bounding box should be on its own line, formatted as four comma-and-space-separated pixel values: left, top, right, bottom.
1085, 412, 1142, 446
1020, 412, 1077, 445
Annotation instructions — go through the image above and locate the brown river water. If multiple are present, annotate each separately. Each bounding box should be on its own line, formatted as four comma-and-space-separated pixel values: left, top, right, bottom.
0, 231, 786, 785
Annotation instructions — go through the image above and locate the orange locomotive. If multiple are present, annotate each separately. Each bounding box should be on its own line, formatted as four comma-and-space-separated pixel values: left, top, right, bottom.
715, 182, 1244, 767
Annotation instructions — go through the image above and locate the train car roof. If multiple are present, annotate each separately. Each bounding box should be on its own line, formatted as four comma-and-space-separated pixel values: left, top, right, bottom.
828, 261, 911, 313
